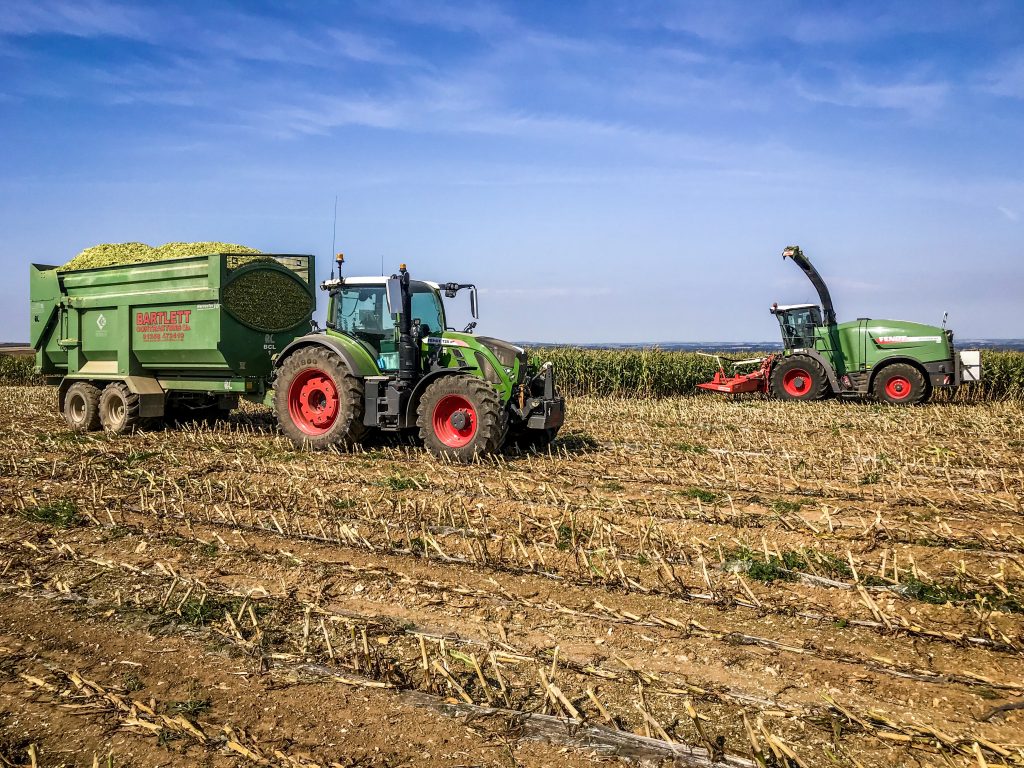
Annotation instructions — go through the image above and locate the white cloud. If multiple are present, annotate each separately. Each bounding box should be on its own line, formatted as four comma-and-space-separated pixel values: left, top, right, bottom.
0, 0, 152, 39
479, 286, 612, 299
980, 51, 1024, 99
795, 75, 949, 115
997, 206, 1019, 222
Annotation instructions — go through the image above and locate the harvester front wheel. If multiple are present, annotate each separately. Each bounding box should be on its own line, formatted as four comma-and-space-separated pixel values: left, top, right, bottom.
275, 347, 366, 450
98, 382, 141, 434
63, 382, 102, 432
418, 375, 505, 461
873, 363, 928, 405
769, 356, 828, 401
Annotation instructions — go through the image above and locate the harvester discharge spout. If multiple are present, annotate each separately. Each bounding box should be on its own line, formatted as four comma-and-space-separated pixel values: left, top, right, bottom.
782, 245, 836, 326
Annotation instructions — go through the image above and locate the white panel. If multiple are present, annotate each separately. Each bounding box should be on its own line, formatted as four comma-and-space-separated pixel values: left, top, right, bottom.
959, 350, 982, 383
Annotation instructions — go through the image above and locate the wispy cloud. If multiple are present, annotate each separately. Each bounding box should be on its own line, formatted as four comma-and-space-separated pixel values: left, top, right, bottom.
480, 286, 612, 299
0, 0, 152, 39
980, 50, 1024, 99
795, 74, 949, 115
997, 206, 1019, 222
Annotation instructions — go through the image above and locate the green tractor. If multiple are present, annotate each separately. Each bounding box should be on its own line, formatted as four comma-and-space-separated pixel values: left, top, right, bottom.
273, 256, 565, 459
698, 246, 981, 404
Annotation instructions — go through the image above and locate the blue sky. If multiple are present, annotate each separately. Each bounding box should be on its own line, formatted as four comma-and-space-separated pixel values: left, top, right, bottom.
1, 0, 1022, 343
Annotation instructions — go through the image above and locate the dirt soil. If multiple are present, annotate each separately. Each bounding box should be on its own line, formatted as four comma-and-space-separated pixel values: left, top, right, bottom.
1, 386, 1022, 767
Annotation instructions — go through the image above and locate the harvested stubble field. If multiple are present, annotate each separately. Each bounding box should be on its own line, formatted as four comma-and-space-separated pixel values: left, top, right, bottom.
1, 386, 1023, 768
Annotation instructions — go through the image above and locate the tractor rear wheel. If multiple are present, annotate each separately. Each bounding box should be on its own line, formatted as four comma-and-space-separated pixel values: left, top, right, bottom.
873, 363, 928, 405
769, 356, 829, 401
64, 381, 102, 432
275, 347, 367, 450
98, 382, 141, 434
417, 375, 506, 461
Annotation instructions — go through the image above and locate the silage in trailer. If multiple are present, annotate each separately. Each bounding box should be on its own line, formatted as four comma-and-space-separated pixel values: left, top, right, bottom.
61, 241, 263, 271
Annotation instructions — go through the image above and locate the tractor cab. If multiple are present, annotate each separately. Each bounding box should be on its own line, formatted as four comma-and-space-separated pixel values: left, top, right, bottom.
333, 277, 449, 370
770, 303, 822, 350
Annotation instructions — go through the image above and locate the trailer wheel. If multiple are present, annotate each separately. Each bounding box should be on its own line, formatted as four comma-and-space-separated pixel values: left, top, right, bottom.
98, 382, 141, 434
769, 356, 828, 401
417, 375, 505, 461
275, 347, 366, 450
63, 382, 102, 432
873, 363, 928, 405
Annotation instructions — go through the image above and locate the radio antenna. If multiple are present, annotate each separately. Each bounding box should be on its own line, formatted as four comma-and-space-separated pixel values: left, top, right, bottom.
330, 195, 338, 279
380, 254, 384, 276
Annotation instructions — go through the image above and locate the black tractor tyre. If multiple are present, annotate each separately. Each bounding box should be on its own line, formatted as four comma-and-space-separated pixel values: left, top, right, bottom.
417, 375, 506, 461
872, 363, 929, 405
98, 382, 142, 434
509, 426, 561, 452
769, 356, 829, 401
63, 381, 102, 432
275, 347, 367, 450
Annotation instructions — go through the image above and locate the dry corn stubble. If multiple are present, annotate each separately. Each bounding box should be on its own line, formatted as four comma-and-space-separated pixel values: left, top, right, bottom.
2, 385, 1023, 768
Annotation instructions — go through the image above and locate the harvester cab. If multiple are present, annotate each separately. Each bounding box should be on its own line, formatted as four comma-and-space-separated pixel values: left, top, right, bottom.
697, 245, 982, 404
273, 256, 565, 459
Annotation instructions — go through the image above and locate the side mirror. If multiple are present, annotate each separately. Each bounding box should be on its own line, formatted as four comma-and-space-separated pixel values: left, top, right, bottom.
385, 277, 402, 316
470, 286, 478, 319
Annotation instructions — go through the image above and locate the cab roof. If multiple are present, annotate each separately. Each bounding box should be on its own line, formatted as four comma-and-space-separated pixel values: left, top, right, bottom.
773, 303, 819, 311
342, 276, 441, 290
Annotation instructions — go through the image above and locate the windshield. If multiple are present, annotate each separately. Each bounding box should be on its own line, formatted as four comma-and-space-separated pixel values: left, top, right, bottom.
334, 283, 444, 351
777, 306, 822, 349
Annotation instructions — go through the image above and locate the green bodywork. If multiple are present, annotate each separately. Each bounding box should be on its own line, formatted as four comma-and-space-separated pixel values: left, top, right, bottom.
775, 305, 955, 389
29, 253, 316, 399
322, 280, 525, 402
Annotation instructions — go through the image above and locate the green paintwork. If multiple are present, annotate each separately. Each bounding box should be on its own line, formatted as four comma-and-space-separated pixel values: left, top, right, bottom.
780, 312, 952, 382
30, 253, 315, 393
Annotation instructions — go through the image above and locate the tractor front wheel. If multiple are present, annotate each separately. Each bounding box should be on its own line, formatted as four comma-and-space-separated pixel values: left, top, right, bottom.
769, 356, 829, 401
873, 363, 928, 405
275, 347, 367, 450
417, 375, 506, 461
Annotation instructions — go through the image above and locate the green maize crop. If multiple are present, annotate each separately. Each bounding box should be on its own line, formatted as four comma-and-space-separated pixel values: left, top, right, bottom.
529, 347, 1024, 402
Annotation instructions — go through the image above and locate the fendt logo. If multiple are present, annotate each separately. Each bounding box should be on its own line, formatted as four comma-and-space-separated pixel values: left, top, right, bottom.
96, 314, 107, 330
876, 335, 942, 344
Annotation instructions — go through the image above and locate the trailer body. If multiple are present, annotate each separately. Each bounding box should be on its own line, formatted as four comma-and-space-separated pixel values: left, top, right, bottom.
30, 253, 315, 417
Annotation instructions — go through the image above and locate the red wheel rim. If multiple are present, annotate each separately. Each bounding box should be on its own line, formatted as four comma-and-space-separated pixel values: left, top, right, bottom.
287, 368, 339, 436
432, 394, 477, 448
782, 368, 812, 397
884, 375, 912, 401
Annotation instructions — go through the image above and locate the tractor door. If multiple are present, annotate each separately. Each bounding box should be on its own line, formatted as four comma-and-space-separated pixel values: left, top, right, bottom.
335, 285, 395, 366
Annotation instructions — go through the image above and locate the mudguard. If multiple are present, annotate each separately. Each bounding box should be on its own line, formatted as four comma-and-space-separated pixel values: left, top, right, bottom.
274, 332, 379, 378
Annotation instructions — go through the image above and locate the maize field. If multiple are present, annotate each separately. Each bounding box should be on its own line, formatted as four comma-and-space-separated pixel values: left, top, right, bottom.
1, 381, 1022, 767
534, 347, 1024, 401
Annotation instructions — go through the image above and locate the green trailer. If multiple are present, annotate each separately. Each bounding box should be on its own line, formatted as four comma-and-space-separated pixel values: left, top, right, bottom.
30, 253, 316, 431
